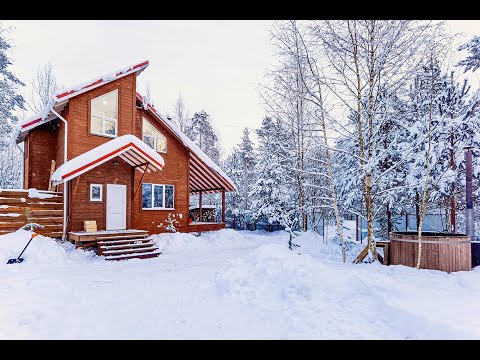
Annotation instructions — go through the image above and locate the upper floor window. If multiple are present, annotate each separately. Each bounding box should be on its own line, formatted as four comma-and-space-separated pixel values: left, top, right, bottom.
143, 118, 167, 153
91, 89, 118, 138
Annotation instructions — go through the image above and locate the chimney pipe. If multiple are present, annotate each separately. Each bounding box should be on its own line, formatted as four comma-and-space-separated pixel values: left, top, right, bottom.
465, 145, 474, 239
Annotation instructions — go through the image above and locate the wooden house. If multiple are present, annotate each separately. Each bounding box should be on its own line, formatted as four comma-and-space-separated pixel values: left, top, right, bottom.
14, 61, 236, 259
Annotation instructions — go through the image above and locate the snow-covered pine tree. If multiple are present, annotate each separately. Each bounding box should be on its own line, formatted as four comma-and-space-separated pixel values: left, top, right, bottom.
250, 117, 293, 226
184, 110, 220, 164
0, 25, 25, 189
457, 36, 480, 73
238, 127, 256, 215
184, 110, 222, 213
223, 147, 245, 223
0, 26, 25, 150
262, 20, 315, 232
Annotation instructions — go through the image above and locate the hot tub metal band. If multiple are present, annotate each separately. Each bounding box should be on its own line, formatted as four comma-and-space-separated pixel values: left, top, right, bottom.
390, 238, 471, 244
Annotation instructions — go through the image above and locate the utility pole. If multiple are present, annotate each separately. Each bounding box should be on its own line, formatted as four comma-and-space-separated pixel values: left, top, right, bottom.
450, 129, 456, 232
465, 145, 474, 239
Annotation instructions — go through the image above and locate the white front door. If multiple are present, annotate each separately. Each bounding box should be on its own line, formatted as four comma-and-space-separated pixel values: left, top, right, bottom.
106, 184, 126, 230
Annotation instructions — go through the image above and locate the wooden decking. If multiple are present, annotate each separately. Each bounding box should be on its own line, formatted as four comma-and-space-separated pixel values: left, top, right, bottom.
187, 222, 225, 233
68, 229, 161, 261
68, 229, 150, 248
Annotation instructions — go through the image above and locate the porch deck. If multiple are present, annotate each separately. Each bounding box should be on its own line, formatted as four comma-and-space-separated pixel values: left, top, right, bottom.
68, 229, 150, 248
187, 222, 225, 233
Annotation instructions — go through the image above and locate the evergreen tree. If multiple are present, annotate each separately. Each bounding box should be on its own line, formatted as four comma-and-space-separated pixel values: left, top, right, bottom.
250, 117, 293, 225
457, 36, 480, 73
238, 127, 256, 214
184, 110, 220, 164
223, 147, 245, 221
0, 26, 25, 149
0, 25, 25, 189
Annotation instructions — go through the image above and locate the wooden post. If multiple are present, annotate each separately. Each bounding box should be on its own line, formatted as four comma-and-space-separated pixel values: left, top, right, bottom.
356, 214, 358, 242
67, 176, 81, 233
387, 205, 392, 239
133, 163, 149, 198
199, 191, 203, 223
48, 160, 56, 191
222, 188, 225, 223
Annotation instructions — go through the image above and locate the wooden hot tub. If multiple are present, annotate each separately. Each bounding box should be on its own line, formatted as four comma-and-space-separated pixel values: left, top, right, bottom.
389, 231, 471, 272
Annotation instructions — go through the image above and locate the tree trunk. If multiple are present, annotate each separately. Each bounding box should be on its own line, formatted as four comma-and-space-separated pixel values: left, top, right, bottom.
365, 175, 377, 258
415, 190, 420, 231
416, 53, 435, 270
318, 84, 346, 262
387, 204, 392, 239
349, 20, 377, 261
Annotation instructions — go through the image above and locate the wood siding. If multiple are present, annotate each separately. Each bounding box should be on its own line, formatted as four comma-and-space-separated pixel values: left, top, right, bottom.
67, 156, 132, 232
24, 122, 58, 190
67, 74, 136, 160
132, 109, 190, 233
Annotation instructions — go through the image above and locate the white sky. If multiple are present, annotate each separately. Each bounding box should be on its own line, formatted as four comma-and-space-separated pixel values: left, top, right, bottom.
2, 20, 480, 155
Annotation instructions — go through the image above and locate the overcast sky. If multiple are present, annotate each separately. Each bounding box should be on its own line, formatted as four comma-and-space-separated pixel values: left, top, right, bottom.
3, 20, 480, 154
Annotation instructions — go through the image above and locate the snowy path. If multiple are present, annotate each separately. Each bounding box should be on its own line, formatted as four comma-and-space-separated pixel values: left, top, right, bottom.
1, 229, 480, 339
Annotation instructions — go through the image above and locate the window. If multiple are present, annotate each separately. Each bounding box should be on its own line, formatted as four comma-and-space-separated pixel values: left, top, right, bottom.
142, 118, 167, 153
142, 183, 174, 209
91, 89, 118, 137
90, 184, 102, 202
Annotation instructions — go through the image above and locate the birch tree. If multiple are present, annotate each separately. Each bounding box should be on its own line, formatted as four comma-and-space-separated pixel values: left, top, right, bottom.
29, 62, 60, 113
310, 20, 448, 261
173, 93, 189, 132
262, 20, 314, 232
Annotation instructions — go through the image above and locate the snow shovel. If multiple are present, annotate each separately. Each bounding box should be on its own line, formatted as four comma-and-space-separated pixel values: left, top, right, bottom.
7, 233, 39, 264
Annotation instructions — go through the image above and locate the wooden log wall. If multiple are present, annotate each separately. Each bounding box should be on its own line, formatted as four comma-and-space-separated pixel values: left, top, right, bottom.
0, 189, 64, 238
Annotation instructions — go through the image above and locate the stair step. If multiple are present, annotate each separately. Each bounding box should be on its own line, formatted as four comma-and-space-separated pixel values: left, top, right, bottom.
100, 242, 155, 251
102, 246, 159, 256
92, 234, 149, 242
105, 250, 162, 261
97, 238, 152, 246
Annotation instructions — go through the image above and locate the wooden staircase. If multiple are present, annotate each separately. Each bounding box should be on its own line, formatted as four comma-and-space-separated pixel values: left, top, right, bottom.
95, 231, 161, 261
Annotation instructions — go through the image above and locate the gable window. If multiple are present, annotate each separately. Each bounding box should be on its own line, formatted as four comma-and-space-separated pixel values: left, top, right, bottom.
91, 89, 118, 138
142, 183, 174, 210
143, 118, 167, 153
90, 184, 103, 202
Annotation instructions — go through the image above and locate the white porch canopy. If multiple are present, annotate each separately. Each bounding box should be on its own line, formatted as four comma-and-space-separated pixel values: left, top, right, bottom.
51, 135, 164, 185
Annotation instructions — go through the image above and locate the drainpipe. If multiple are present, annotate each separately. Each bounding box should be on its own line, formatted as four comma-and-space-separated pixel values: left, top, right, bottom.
465, 145, 474, 239
51, 109, 68, 241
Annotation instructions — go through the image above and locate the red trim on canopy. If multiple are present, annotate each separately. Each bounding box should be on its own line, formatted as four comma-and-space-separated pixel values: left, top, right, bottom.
61, 142, 163, 180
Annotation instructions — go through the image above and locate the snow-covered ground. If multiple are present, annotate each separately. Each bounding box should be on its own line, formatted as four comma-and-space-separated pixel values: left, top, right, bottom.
1, 226, 480, 339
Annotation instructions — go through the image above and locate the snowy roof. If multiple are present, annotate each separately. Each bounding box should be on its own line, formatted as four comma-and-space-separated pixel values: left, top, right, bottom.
137, 93, 237, 193
51, 135, 164, 185
15, 60, 149, 143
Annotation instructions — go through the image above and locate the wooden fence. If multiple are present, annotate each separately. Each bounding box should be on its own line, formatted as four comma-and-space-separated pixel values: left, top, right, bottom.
0, 189, 64, 238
